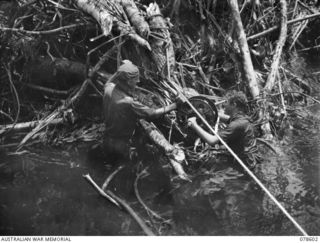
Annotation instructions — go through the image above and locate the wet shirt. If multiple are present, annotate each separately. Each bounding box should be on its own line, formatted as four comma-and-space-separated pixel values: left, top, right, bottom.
103, 82, 158, 139
218, 112, 255, 158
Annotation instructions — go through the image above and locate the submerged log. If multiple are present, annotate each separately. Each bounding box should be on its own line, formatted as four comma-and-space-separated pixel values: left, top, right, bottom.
138, 119, 189, 181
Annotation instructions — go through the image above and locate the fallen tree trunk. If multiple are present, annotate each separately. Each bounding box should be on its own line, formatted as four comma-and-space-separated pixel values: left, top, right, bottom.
264, 0, 288, 93
25, 57, 112, 89
228, 0, 260, 99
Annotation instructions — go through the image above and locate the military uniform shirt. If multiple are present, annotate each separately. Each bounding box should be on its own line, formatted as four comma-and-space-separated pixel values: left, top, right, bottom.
103, 82, 159, 139
218, 112, 255, 158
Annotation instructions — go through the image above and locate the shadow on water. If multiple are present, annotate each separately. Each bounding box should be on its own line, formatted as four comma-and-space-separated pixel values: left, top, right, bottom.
0, 104, 320, 235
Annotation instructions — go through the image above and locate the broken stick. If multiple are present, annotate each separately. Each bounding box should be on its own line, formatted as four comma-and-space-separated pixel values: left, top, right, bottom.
84, 173, 155, 236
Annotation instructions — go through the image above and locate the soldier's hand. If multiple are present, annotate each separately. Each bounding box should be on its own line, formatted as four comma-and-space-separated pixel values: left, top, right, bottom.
175, 93, 188, 106
187, 117, 197, 128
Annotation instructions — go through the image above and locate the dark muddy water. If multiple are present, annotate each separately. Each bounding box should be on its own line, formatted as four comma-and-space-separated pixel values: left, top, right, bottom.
0, 105, 319, 236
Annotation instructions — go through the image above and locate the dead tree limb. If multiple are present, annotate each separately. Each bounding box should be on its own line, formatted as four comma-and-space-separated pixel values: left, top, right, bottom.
247, 12, 320, 41
96, 166, 155, 235
228, 0, 260, 99
75, 0, 151, 50
22, 83, 69, 96
118, 0, 150, 37
101, 165, 125, 191
134, 169, 167, 222
83, 174, 120, 207
264, 0, 287, 93
0, 118, 64, 135
0, 23, 86, 35
74, 0, 113, 36
145, 2, 175, 76
106, 189, 155, 236
85, 172, 156, 237
138, 119, 190, 181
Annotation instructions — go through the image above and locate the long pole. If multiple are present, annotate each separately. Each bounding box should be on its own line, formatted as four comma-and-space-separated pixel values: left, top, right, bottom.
169, 80, 308, 236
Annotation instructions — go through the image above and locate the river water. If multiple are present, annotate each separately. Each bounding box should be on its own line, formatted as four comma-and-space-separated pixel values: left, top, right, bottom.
0, 104, 319, 236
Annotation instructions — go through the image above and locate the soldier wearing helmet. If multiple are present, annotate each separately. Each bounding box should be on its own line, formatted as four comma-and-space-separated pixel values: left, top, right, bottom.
103, 60, 182, 159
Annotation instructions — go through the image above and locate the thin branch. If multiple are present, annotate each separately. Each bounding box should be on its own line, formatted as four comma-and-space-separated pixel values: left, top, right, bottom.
83, 174, 120, 207
106, 189, 156, 236
23, 83, 69, 96
101, 165, 125, 191
47, 0, 80, 11
278, 71, 287, 117
297, 44, 320, 52
134, 169, 167, 222
0, 23, 86, 35
0, 118, 64, 135
3, 64, 20, 135
247, 12, 320, 41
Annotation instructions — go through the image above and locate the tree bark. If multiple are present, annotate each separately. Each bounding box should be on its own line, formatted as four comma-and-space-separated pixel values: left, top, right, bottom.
74, 0, 113, 36
264, 0, 287, 93
228, 0, 260, 99
118, 0, 150, 38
